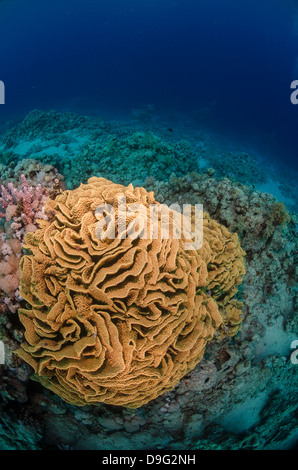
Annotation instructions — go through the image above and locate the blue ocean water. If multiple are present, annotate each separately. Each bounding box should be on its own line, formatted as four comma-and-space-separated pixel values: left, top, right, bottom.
0, 0, 298, 170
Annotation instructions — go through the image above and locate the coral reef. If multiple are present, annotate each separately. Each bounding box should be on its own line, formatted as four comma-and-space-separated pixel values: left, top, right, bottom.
0, 110, 199, 189
0, 175, 47, 316
0, 161, 65, 322
0, 111, 296, 450
0, 174, 48, 231
38, 132, 197, 190
201, 150, 267, 185
17, 177, 245, 408
0, 161, 67, 448
0, 237, 22, 314
0, 158, 65, 193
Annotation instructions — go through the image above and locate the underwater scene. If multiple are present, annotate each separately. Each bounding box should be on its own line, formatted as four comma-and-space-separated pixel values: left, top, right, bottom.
0, 0, 297, 454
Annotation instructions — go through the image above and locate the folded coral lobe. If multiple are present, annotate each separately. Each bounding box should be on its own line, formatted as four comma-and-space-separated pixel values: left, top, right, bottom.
17, 177, 245, 408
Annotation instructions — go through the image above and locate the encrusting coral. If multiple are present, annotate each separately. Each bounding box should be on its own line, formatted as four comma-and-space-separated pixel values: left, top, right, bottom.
17, 177, 245, 408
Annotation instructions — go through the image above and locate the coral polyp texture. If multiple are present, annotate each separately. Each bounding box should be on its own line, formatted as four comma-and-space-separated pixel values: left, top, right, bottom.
17, 177, 245, 408
0, 167, 64, 315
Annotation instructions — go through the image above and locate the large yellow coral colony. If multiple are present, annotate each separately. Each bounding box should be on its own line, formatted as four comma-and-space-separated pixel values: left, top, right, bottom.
17, 177, 245, 408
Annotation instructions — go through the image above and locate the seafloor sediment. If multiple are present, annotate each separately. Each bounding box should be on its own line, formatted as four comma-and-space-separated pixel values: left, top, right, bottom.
0, 109, 297, 450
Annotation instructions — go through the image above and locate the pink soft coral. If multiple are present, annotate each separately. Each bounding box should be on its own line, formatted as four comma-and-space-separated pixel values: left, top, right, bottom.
0, 175, 49, 314
0, 164, 65, 318
0, 174, 48, 229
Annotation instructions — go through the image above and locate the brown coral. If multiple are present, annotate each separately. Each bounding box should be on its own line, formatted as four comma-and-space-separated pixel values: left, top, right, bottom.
17, 177, 245, 408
